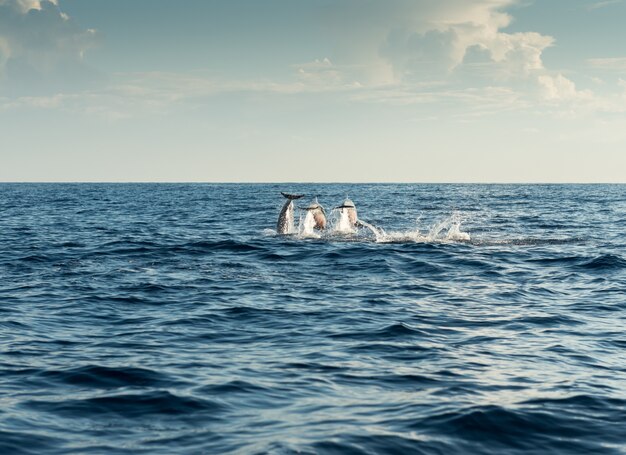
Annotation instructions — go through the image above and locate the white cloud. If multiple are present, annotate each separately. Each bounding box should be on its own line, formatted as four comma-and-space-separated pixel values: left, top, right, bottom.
407, 6, 552, 82
587, 0, 623, 11
1, 0, 622, 121
538, 74, 592, 101
0, 0, 98, 96
587, 57, 626, 71
311, 0, 573, 110
296, 58, 343, 86
350, 83, 527, 118
291, 0, 609, 117
0, 69, 366, 119
0, 0, 57, 13
322, 0, 554, 85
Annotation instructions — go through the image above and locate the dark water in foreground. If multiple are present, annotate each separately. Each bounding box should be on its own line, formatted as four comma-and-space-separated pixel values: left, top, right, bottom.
1, 183, 625, 454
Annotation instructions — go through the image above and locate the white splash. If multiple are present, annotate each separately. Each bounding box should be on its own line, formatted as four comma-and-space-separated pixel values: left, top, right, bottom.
270, 209, 471, 244
297, 211, 320, 238
357, 220, 386, 242
330, 208, 356, 234
445, 213, 471, 241
375, 213, 470, 243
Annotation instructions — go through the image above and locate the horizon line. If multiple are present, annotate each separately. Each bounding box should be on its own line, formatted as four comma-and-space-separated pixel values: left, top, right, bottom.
1, 181, 625, 185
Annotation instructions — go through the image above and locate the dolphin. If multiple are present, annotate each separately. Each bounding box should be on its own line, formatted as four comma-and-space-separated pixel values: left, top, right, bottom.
303, 197, 327, 230
336, 198, 359, 227
277, 192, 304, 234
333, 198, 382, 237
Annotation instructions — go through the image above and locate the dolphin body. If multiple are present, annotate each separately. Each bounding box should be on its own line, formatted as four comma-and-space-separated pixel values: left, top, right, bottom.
334, 198, 382, 237
336, 198, 359, 227
304, 198, 327, 230
277, 192, 304, 234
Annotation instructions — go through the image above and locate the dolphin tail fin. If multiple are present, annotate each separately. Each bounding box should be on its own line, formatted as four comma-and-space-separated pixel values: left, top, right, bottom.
281, 192, 304, 200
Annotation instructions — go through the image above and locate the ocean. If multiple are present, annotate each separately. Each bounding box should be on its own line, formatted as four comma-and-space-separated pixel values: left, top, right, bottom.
1, 183, 625, 454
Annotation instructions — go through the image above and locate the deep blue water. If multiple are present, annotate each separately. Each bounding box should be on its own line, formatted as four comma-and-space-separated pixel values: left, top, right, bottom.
1, 183, 625, 454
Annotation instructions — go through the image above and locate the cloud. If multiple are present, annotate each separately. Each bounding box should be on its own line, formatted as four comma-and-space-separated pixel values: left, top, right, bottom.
310, 0, 572, 110
296, 58, 343, 86
380, 28, 459, 80
0, 0, 57, 13
538, 74, 592, 101
350, 83, 527, 119
391, 4, 554, 84
0, 0, 98, 96
0, 68, 367, 120
1, 0, 619, 121
587, 57, 626, 71
587, 0, 623, 11
321, 1, 553, 83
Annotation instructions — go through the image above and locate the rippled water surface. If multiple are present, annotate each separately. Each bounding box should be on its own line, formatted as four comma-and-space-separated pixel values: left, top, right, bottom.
1, 183, 625, 454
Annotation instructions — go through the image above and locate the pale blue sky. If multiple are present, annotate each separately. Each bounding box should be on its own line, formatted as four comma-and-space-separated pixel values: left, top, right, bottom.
1, 0, 625, 182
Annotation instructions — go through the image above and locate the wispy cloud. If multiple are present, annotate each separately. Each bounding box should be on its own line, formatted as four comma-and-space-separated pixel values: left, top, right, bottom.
587, 57, 626, 70
587, 0, 623, 11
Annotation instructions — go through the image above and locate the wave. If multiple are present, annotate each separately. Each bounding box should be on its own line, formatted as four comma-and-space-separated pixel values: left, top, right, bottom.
329, 322, 428, 341
418, 403, 624, 453
310, 434, 458, 455
25, 390, 225, 419
579, 254, 626, 271
0, 430, 63, 455
475, 237, 584, 246
197, 380, 270, 395
522, 394, 626, 416
33, 365, 181, 389
2, 183, 625, 455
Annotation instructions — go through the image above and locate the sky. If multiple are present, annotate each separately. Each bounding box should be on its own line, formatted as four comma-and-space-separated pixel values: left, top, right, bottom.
1, 0, 625, 182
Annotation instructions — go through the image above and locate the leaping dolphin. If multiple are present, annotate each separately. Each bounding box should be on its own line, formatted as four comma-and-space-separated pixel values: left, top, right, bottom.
336, 198, 359, 227
334, 198, 382, 237
304, 197, 327, 230
277, 192, 304, 234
